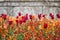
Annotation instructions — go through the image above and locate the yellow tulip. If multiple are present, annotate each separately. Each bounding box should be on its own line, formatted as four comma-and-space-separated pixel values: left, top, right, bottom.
39, 25, 43, 30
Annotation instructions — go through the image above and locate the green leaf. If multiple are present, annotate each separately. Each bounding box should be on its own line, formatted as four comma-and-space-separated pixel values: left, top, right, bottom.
2, 38, 5, 40
16, 33, 24, 40
8, 29, 14, 36
50, 29, 55, 36
42, 30, 48, 38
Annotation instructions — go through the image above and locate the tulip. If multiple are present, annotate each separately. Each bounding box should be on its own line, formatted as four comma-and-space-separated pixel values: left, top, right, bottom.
18, 12, 21, 16
16, 19, 19, 25
16, 16, 19, 19
14, 31, 17, 34
43, 14, 45, 18
22, 18, 26, 23
25, 14, 28, 20
38, 14, 42, 19
19, 19, 23, 24
56, 13, 60, 18
1, 13, 7, 20
44, 22, 48, 28
51, 15, 54, 19
49, 13, 54, 19
8, 20, 13, 25
0, 16, 2, 17
29, 14, 32, 20
22, 16, 26, 22
50, 13, 53, 16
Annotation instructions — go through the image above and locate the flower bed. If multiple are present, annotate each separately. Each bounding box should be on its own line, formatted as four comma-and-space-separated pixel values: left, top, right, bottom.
0, 13, 60, 40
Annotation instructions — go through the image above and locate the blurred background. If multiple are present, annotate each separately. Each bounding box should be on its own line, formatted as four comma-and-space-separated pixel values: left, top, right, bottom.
0, 0, 60, 19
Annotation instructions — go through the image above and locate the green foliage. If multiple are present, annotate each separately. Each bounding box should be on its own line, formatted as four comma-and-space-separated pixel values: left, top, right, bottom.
8, 29, 14, 36
1, 37, 5, 40
16, 33, 24, 40
49, 29, 55, 36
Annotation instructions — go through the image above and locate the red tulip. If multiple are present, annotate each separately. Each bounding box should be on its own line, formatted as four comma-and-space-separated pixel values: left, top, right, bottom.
8, 20, 12, 25
43, 14, 45, 17
14, 31, 17, 34
50, 13, 53, 16
19, 19, 23, 24
56, 13, 60, 18
16, 19, 19, 25
18, 12, 21, 16
22, 16, 26, 22
16, 16, 19, 19
21, 14, 28, 23
29, 14, 32, 19
1, 13, 7, 20
38, 14, 42, 19
51, 15, 54, 19
49, 13, 54, 19
19, 15, 26, 24
25, 14, 28, 20
22, 18, 26, 22
53, 35, 57, 40
0, 15, 2, 17
44, 22, 48, 28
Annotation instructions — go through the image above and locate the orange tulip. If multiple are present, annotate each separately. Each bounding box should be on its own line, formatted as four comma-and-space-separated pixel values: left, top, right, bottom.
0, 28, 2, 33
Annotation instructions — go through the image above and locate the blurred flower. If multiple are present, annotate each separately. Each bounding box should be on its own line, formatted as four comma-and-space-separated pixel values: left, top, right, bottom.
38, 14, 42, 19
50, 13, 53, 16
29, 14, 36, 20
18, 12, 21, 16
29, 14, 32, 20
32, 15, 36, 20
56, 13, 60, 18
22, 16, 26, 22
19, 19, 23, 24
0, 13, 60, 40
25, 14, 28, 20
1, 13, 7, 20
44, 22, 48, 28
49, 13, 54, 19
22, 18, 26, 23
51, 15, 54, 19
8, 20, 13, 25
16, 19, 19, 25
43, 14, 45, 18
14, 31, 17, 34
0, 28, 2, 33
16, 16, 19, 19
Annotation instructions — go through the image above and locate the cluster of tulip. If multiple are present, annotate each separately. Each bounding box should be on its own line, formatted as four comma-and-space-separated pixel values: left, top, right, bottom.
0, 12, 60, 40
